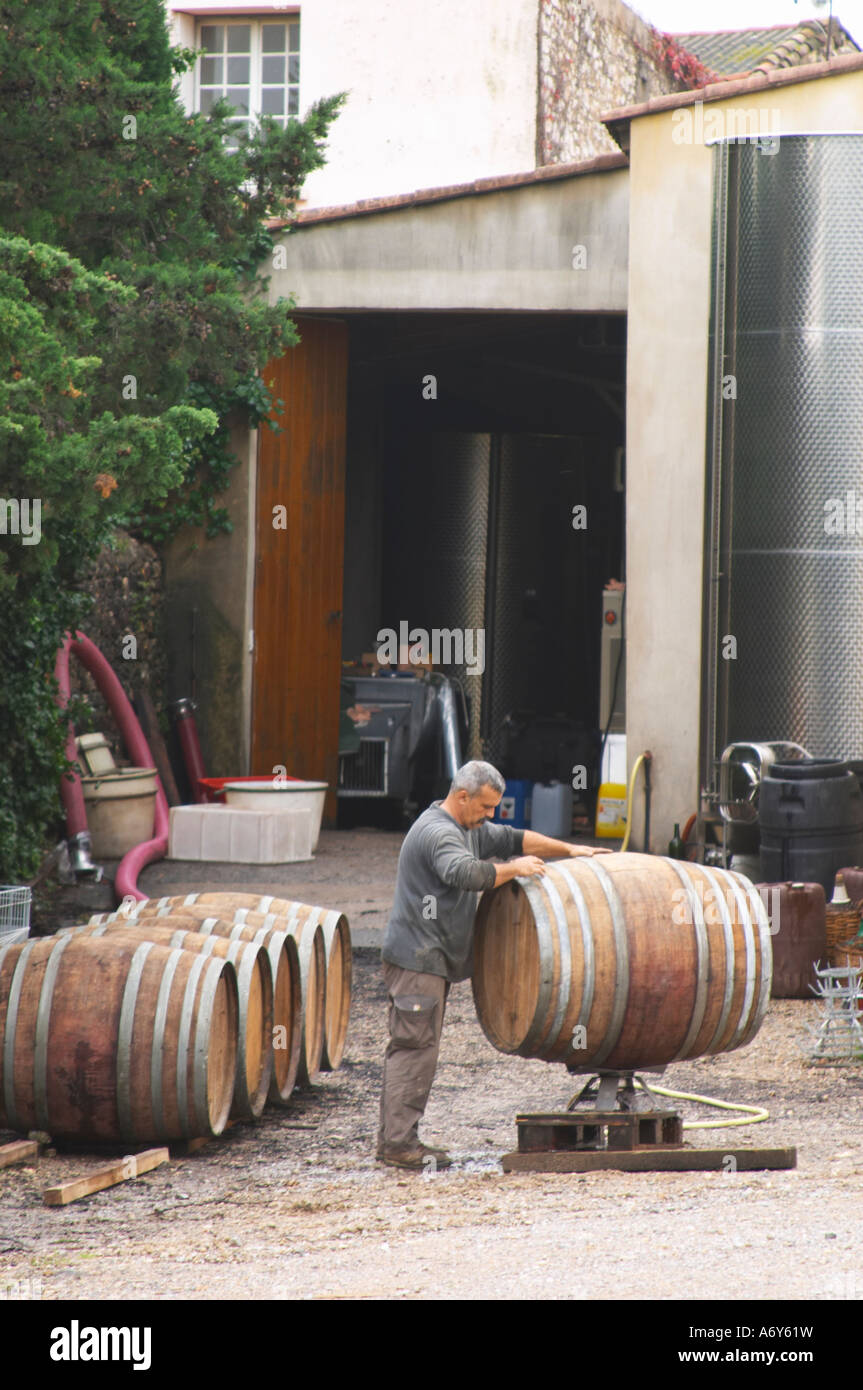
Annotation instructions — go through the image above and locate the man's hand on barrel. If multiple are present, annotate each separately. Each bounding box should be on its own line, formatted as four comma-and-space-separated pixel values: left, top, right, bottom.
496, 835, 613, 887
521, 829, 612, 861
493, 855, 547, 885
513, 855, 546, 878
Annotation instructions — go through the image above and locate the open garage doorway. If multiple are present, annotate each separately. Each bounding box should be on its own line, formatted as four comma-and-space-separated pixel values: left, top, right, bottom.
338, 311, 626, 826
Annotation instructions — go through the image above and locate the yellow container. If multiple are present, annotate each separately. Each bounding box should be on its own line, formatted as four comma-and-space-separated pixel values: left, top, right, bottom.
595, 782, 627, 839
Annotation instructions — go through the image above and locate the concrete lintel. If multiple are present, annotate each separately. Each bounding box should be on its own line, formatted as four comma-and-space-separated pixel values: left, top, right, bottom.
268, 169, 629, 314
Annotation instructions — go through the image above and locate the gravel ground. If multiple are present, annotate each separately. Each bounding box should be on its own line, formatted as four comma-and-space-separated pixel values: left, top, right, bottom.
4, 830, 863, 1302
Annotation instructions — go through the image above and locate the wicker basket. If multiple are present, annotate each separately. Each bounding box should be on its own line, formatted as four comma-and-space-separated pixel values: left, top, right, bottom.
830, 938, 863, 965
828, 948, 863, 994
826, 903, 863, 952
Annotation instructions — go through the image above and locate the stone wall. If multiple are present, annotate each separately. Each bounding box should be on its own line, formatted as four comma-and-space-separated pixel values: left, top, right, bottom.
538, 0, 675, 164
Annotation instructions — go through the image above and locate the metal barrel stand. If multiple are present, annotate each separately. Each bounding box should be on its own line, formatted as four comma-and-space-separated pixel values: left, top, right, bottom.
500, 1068, 796, 1174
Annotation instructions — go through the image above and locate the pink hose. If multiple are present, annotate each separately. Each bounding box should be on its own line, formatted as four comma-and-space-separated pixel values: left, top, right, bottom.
55, 631, 168, 901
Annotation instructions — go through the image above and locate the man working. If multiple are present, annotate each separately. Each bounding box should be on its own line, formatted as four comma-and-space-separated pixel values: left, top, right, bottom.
377, 759, 609, 1171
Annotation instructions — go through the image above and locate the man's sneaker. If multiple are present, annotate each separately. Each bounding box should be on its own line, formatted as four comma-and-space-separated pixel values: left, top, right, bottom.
376, 1141, 452, 1171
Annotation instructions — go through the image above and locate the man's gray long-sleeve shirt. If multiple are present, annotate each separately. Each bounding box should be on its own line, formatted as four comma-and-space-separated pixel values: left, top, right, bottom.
382, 802, 525, 982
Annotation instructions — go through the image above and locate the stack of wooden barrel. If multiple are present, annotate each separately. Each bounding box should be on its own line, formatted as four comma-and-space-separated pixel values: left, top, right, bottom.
0, 893, 351, 1146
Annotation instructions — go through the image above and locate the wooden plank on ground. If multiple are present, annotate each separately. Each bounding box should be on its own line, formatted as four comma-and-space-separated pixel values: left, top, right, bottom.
516, 1111, 674, 1124
501, 1146, 797, 1174
0, 1140, 38, 1170
42, 1147, 169, 1206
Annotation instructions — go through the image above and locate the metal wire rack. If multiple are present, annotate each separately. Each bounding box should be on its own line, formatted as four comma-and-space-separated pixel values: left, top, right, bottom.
0, 886, 32, 937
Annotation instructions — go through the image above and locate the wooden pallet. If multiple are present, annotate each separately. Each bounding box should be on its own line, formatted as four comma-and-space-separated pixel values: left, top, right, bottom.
516, 1110, 683, 1154
502, 1146, 797, 1174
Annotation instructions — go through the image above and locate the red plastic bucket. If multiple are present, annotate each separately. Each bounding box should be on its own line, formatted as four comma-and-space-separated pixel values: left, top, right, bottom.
198, 775, 302, 803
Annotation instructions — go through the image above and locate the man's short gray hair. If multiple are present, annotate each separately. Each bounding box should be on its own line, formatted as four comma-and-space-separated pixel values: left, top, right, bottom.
450, 760, 505, 797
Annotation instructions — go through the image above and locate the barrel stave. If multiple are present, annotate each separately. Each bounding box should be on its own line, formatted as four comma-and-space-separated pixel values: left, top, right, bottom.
597, 857, 698, 1069
320, 915, 352, 1071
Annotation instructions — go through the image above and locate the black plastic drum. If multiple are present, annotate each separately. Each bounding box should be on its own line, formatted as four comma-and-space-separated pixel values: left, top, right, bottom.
759, 760, 863, 895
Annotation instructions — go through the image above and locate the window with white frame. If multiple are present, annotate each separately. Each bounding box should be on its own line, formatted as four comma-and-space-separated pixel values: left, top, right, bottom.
197, 18, 300, 144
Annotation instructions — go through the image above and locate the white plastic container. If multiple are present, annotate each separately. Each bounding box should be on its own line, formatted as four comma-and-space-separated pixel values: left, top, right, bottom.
600, 733, 627, 787
530, 781, 573, 839
76, 732, 117, 776
168, 805, 314, 863
222, 780, 327, 852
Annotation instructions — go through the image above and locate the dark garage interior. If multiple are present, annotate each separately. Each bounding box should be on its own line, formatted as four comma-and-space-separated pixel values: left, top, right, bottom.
337, 311, 626, 822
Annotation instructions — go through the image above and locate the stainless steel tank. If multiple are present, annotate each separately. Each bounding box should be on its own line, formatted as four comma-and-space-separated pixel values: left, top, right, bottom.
381, 431, 490, 758
703, 134, 863, 793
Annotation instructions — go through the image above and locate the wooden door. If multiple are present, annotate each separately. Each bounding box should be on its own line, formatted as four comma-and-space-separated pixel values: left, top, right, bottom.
251, 316, 348, 822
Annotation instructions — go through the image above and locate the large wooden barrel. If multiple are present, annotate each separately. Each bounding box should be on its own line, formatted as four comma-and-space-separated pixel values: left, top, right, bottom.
190, 905, 351, 1071
316, 912, 351, 1071
472, 854, 772, 1069
248, 918, 325, 1084
262, 929, 303, 1102
67, 923, 273, 1119
88, 915, 303, 1103
184, 905, 350, 1072
175, 921, 303, 1103
0, 934, 238, 1142
262, 918, 324, 1083
106, 898, 343, 1076
100, 902, 295, 936
119, 891, 322, 920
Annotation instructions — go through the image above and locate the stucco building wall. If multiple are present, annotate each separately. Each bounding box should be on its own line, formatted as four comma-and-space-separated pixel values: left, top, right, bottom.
168, 0, 678, 208
622, 69, 863, 850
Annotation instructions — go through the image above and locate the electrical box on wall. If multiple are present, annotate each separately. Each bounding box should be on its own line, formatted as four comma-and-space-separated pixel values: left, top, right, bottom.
599, 586, 625, 734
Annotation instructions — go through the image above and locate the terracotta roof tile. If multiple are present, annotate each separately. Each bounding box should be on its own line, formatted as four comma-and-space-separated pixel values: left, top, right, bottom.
601, 47, 863, 150
268, 152, 628, 230
673, 22, 857, 77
